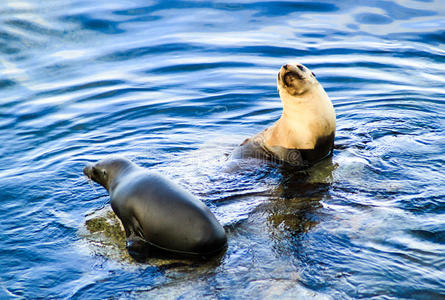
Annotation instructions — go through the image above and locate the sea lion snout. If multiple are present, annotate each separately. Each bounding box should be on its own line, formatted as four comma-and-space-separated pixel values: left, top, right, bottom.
280, 63, 304, 76
83, 163, 103, 184
83, 164, 93, 178
277, 63, 318, 96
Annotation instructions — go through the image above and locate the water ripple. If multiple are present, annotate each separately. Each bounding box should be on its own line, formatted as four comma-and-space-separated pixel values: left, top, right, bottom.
0, 0, 444, 298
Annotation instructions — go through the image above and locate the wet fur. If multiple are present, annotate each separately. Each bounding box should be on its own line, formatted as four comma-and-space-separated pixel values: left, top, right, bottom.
83, 157, 227, 259
234, 63, 336, 168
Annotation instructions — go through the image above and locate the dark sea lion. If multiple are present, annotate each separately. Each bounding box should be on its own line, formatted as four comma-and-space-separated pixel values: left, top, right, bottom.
83, 157, 227, 258
233, 63, 336, 168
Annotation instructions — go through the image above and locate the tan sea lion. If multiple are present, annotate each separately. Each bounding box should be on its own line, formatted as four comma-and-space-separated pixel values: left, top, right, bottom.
233, 63, 336, 168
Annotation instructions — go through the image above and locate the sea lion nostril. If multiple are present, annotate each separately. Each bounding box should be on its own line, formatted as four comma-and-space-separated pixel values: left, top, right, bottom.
83, 164, 92, 177
283, 64, 288, 70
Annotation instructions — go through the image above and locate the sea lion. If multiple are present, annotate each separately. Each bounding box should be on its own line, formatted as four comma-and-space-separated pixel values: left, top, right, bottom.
233, 63, 336, 168
83, 157, 227, 258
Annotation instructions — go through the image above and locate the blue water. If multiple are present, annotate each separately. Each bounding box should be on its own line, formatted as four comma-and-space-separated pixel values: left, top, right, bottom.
1, 0, 444, 298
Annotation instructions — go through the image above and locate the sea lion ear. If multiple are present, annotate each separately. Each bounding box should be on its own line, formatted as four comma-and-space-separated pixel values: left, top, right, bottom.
311, 72, 316, 78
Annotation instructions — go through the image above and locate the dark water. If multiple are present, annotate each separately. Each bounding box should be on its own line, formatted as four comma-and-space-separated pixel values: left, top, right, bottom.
1, 0, 444, 298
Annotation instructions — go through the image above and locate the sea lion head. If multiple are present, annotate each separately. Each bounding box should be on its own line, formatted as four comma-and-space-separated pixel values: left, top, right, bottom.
277, 63, 318, 97
83, 156, 133, 191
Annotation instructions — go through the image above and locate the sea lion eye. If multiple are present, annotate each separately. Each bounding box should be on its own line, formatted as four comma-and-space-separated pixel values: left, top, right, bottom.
297, 65, 305, 72
102, 170, 107, 176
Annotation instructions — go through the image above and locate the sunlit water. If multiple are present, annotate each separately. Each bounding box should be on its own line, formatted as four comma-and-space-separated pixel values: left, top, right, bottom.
1, 0, 444, 299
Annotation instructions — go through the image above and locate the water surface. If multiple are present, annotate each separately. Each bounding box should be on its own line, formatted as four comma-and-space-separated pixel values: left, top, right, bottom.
1, 0, 444, 299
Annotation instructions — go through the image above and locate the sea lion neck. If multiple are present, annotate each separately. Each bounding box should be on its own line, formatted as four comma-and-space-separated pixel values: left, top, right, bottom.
107, 163, 134, 193
264, 83, 335, 150
280, 90, 315, 120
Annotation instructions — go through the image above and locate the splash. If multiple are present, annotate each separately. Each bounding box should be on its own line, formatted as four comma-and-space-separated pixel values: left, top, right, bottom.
87, 177, 97, 194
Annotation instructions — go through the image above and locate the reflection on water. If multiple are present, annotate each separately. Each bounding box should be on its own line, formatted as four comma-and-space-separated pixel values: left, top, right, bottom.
1, 0, 444, 298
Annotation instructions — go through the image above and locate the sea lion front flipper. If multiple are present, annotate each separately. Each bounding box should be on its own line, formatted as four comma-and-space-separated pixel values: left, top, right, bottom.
126, 234, 150, 261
